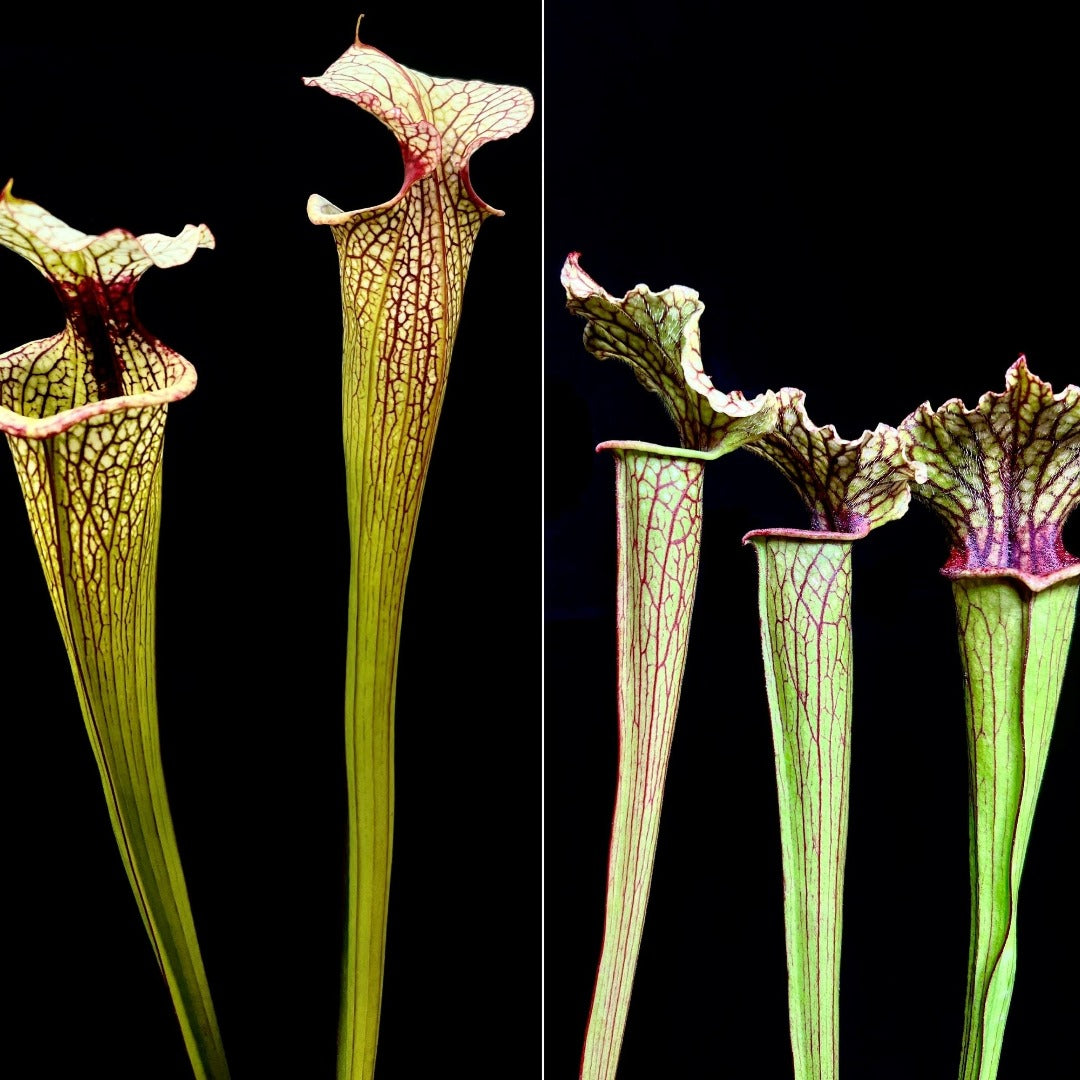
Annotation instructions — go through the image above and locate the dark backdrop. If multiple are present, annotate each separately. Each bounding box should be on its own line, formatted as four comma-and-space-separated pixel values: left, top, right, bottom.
1, 5, 539, 1078
545, 4, 1078, 1078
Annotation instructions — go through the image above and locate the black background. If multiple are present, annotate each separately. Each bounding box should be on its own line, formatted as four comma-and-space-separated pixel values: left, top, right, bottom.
545, 4, 1078, 1079
1, 5, 538, 1078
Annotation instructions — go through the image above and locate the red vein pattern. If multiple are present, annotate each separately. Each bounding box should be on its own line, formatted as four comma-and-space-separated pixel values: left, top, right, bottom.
562, 254, 776, 454
581, 447, 704, 1080
747, 536, 853, 1080
902, 359, 1080, 1079
741, 388, 919, 1080
903, 356, 1080, 590
304, 36, 532, 1080
562, 257, 777, 1080
747, 387, 923, 535
951, 575, 1078, 1080
0, 186, 225, 1079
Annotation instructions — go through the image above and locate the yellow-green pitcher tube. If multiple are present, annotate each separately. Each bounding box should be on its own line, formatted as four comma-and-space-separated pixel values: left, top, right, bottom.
0, 186, 227, 1080
304, 32, 533, 1079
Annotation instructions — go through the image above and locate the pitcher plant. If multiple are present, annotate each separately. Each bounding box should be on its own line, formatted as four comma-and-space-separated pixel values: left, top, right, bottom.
742, 390, 923, 1080
562, 252, 776, 1080
303, 28, 533, 1080
902, 356, 1079, 1080
0, 184, 227, 1079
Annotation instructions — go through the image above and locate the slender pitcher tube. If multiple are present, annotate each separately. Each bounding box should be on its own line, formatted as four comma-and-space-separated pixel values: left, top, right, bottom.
304, 33, 533, 1079
563, 254, 776, 1078
903, 357, 1080, 1080
581, 442, 706, 1078
743, 392, 921, 1080
745, 531, 855, 1080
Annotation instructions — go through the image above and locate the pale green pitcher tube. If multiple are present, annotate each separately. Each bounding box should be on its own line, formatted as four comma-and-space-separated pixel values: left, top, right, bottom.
745, 530, 855, 1080
902, 357, 1080, 1079
581, 442, 707, 1080
561, 254, 777, 1079
953, 575, 1078, 1080
742, 390, 921, 1080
